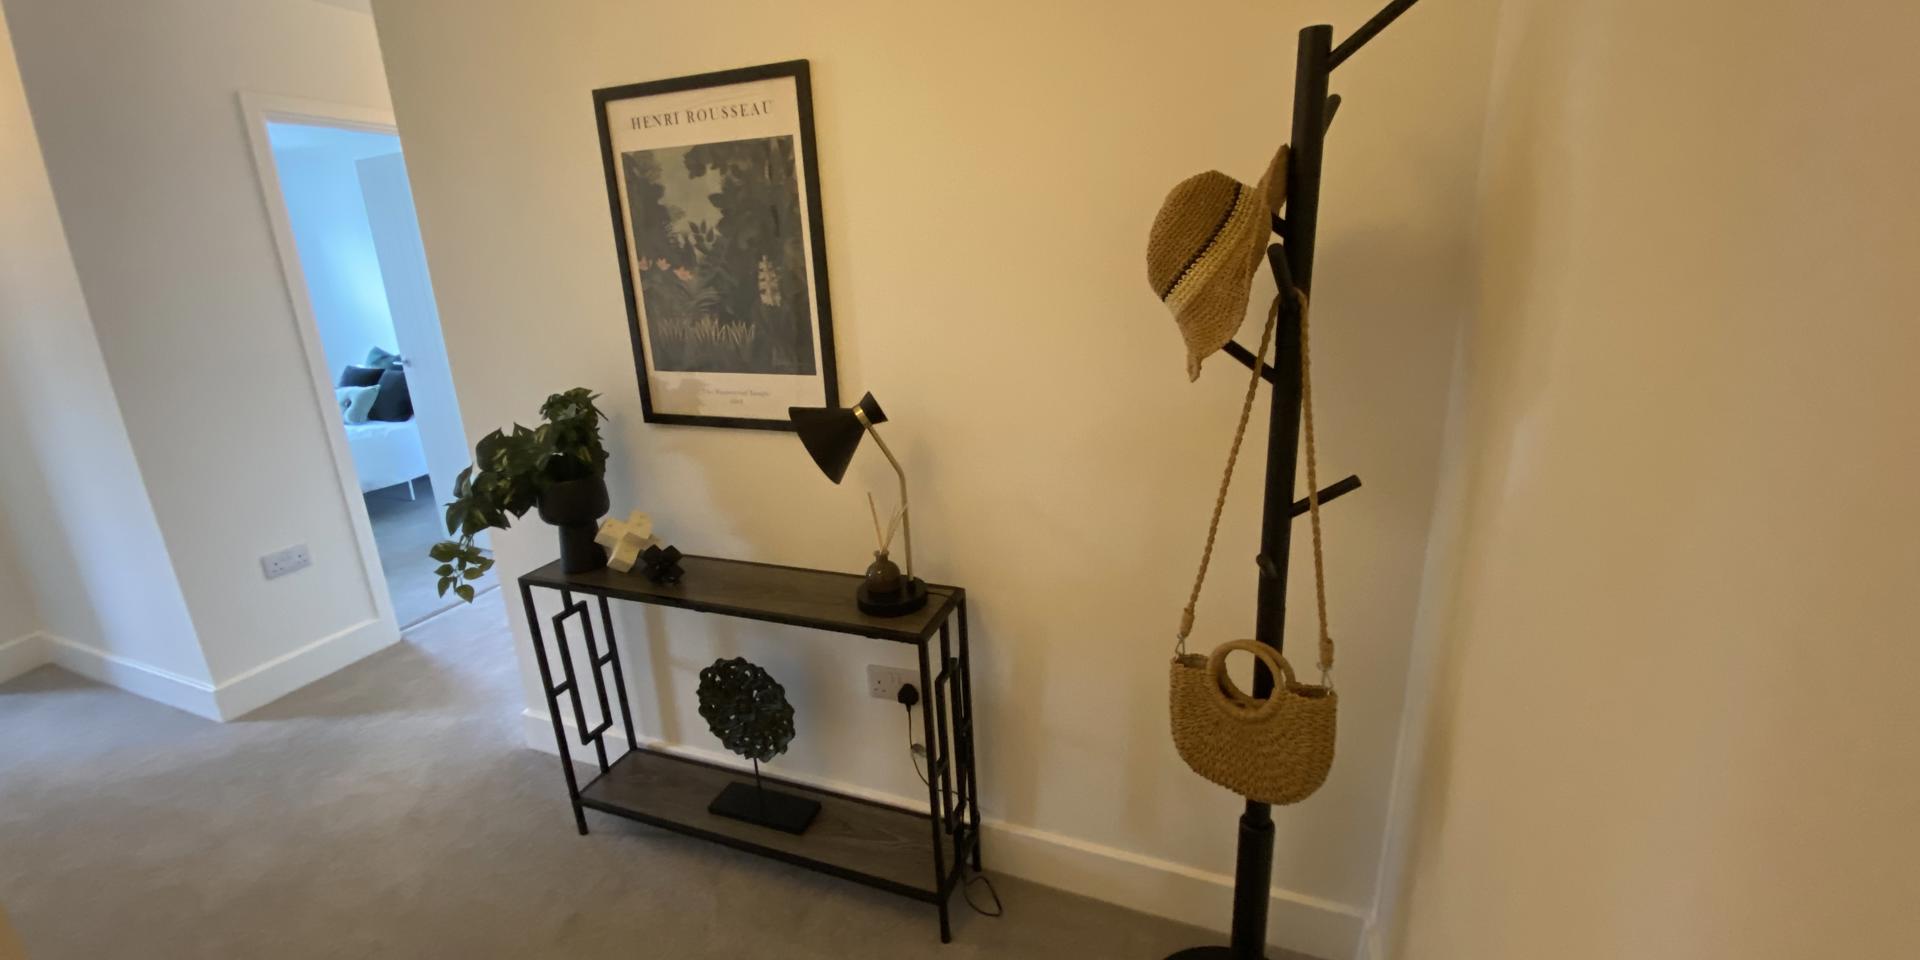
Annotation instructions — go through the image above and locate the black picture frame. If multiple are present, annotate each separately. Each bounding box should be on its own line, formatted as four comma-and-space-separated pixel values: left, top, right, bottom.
593, 60, 839, 431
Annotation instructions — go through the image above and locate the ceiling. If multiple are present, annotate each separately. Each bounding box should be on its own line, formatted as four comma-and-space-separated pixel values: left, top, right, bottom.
307, 0, 373, 14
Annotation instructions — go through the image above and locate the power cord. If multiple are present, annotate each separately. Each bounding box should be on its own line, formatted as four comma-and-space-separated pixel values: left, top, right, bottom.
963, 870, 1004, 918
899, 684, 1002, 919
900, 683, 929, 786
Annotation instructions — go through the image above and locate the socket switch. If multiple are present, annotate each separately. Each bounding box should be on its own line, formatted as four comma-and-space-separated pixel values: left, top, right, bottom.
866, 664, 917, 701
261, 543, 312, 580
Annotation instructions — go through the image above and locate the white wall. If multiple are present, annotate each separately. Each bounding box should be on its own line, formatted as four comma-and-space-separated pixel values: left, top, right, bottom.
1374, 1, 1920, 957
269, 125, 403, 380
371, 1, 1498, 954
3, 0, 397, 700
0, 2, 210, 694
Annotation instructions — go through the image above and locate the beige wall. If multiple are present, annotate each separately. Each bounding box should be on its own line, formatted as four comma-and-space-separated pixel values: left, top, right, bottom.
1376, 1, 1920, 957
3, 0, 396, 697
371, 0, 1497, 952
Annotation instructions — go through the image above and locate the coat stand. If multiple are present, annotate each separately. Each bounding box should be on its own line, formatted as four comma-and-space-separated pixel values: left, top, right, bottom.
1167, 1, 1424, 957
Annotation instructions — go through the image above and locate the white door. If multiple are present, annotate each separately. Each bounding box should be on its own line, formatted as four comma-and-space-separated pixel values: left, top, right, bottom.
356, 152, 469, 519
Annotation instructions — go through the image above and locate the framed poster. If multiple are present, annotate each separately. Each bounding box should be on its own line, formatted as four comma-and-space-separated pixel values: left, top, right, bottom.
594, 60, 838, 430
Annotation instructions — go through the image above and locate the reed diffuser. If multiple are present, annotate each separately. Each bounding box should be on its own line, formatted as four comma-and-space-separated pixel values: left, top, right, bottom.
862, 492, 907, 599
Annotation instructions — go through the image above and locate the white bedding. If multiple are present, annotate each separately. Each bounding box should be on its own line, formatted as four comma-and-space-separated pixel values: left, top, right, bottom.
345, 418, 429, 493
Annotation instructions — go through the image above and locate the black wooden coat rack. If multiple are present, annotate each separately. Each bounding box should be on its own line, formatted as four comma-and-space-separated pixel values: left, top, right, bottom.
1168, 2, 1422, 957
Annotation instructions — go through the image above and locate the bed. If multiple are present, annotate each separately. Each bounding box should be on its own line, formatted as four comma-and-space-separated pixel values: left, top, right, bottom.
345, 418, 429, 494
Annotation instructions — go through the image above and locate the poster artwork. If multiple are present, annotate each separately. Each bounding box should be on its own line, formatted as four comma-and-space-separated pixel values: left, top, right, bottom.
595, 61, 838, 429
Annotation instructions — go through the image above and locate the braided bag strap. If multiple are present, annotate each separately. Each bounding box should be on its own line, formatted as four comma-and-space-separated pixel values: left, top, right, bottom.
1174, 290, 1335, 687
1298, 292, 1333, 685
1175, 295, 1279, 656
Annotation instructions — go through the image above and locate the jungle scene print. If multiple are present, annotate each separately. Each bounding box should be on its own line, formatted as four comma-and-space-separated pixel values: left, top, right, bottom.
622, 135, 817, 375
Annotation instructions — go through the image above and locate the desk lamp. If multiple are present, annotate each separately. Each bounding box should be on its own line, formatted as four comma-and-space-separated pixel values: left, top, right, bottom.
788, 392, 928, 616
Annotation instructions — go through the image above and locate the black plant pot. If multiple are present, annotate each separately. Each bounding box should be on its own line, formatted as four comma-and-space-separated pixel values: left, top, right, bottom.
537, 475, 610, 573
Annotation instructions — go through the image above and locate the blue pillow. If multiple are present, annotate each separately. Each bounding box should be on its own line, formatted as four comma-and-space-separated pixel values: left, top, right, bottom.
364, 347, 404, 370
368, 368, 413, 422
336, 385, 379, 424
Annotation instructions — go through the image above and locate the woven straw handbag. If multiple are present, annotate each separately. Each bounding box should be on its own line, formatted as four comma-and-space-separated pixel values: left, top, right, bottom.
1169, 291, 1337, 806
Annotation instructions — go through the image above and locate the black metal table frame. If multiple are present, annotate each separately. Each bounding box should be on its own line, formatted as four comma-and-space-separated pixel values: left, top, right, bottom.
518, 573, 982, 943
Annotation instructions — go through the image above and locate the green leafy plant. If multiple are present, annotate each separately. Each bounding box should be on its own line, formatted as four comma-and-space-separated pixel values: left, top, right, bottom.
430, 388, 609, 602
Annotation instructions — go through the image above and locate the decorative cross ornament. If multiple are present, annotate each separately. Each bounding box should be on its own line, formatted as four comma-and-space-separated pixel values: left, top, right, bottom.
641, 544, 685, 584
594, 510, 657, 573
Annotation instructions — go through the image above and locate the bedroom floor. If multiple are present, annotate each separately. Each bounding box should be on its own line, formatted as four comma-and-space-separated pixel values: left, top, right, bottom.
365, 476, 497, 626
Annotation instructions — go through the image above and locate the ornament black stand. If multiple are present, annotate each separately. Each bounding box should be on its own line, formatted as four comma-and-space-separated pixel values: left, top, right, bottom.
1167, 2, 1422, 957
709, 759, 822, 835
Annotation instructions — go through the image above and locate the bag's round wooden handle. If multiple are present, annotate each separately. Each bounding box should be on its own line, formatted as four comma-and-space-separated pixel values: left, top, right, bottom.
1206, 639, 1294, 722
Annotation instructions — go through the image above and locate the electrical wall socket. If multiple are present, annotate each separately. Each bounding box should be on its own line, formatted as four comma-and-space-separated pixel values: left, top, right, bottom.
866, 664, 917, 701
261, 543, 311, 580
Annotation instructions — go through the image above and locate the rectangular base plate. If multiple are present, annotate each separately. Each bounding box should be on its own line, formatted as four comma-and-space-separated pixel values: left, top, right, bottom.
707, 781, 822, 835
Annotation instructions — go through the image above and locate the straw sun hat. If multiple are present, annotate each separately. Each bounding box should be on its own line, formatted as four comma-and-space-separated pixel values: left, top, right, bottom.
1146, 145, 1289, 380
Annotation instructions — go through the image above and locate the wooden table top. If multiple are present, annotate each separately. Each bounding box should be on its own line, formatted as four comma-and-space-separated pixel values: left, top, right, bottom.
520, 554, 961, 644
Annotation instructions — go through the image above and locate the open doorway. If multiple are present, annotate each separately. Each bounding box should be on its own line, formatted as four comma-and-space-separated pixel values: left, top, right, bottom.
242, 95, 489, 629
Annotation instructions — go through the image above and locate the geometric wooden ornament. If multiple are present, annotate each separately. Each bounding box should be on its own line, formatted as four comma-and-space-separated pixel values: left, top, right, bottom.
594, 510, 657, 573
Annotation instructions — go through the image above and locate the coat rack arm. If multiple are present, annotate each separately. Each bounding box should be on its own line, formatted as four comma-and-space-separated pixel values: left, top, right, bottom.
1222, 340, 1278, 384
1255, 475, 1363, 580
1289, 474, 1361, 516
1329, 0, 1423, 69
1265, 243, 1296, 293
1219, 245, 1305, 385
1324, 94, 1342, 131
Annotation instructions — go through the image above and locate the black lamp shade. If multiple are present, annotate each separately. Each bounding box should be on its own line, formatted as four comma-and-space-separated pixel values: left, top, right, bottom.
789, 393, 886, 484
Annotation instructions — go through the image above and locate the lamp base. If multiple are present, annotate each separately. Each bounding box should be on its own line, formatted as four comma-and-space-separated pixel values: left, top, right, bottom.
858, 577, 928, 617
708, 781, 821, 835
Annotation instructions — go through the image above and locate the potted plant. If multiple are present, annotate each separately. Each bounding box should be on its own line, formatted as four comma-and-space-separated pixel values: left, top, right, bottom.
430, 388, 611, 601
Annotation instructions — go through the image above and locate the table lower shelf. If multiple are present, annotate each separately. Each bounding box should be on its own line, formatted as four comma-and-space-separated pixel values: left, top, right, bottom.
579, 746, 969, 902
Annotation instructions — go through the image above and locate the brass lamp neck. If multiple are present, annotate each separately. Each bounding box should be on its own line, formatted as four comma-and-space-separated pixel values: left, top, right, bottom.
853, 408, 911, 579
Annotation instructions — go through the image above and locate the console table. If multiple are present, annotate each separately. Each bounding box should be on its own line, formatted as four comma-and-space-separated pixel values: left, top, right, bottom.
517, 555, 982, 943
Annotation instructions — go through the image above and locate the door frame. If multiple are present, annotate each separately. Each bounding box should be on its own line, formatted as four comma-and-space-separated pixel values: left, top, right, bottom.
238, 91, 405, 635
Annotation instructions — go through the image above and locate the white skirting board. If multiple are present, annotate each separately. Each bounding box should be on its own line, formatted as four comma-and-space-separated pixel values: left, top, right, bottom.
0, 619, 396, 721
10, 632, 221, 718
208, 617, 396, 718
522, 709, 1368, 960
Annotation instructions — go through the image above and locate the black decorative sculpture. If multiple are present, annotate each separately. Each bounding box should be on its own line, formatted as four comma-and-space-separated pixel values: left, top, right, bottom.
696, 657, 819, 834
641, 544, 684, 584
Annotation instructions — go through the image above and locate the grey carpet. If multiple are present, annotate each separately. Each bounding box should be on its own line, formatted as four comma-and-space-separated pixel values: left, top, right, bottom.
0, 591, 1283, 959
364, 476, 498, 628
